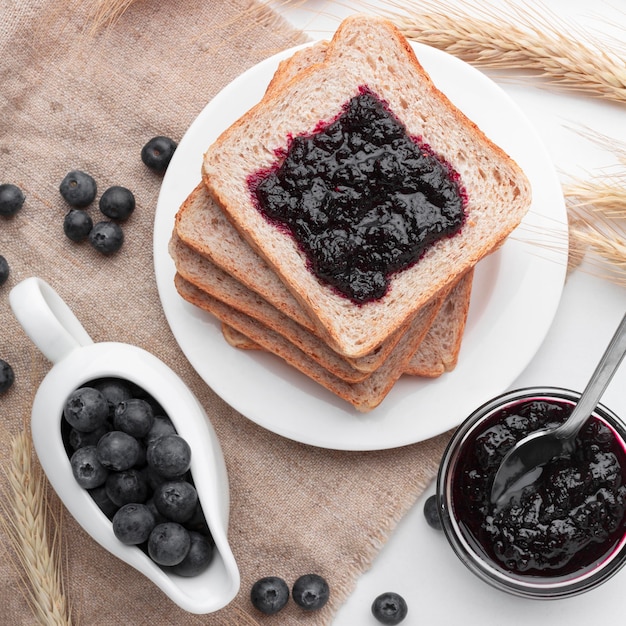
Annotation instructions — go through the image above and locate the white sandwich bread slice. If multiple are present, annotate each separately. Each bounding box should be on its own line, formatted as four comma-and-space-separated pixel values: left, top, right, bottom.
202, 14, 531, 358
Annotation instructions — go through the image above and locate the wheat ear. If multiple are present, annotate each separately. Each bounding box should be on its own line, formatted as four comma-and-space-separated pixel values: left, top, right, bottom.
567, 211, 626, 287
354, 0, 626, 103
564, 178, 626, 218
0, 427, 72, 625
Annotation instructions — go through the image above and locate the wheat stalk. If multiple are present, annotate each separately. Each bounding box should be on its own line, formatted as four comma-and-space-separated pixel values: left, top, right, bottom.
564, 178, 626, 218
0, 426, 72, 625
85, 0, 137, 32
567, 209, 626, 286
344, 0, 626, 104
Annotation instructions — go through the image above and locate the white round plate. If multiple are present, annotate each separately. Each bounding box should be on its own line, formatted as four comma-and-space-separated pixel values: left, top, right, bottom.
153, 41, 568, 451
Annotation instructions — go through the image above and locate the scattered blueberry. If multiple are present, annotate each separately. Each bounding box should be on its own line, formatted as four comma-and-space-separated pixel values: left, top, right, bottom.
292, 574, 330, 611
371, 592, 408, 625
141, 136, 177, 173
105, 468, 149, 507
63, 209, 93, 242
70, 445, 109, 489
148, 522, 191, 566
0, 359, 14, 393
147, 434, 192, 478
112, 503, 156, 545
96, 430, 141, 471
251, 576, 290, 615
0, 254, 11, 285
114, 398, 154, 438
423, 494, 442, 530
89, 220, 124, 255
153, 480, 198, 523
99, 186, 135, 221
169, 530, 215, 577
0, 183, 25, 216
0, 255, 10, 286
59, 170, 97, 208
63, 387, 109, 432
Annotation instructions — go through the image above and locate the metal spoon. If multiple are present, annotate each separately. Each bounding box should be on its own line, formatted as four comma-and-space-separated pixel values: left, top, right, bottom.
490, 312, 626, 504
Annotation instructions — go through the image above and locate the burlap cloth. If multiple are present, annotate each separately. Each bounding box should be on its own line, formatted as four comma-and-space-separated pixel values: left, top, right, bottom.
0, 0, 453, 623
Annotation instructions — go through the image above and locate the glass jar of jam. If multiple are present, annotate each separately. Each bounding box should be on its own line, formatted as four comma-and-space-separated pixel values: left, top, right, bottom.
437, 387, 626, 599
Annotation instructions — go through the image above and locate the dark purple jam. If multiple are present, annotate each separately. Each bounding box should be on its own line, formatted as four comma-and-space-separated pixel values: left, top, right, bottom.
248, 88, 466, 304
453, 397, 626, 579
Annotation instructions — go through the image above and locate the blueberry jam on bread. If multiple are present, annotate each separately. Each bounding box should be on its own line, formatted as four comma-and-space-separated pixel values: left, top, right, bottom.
249, 88, 466, 304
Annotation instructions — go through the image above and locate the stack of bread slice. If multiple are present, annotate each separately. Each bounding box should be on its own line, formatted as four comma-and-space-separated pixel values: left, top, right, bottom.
169, 14, 531, 412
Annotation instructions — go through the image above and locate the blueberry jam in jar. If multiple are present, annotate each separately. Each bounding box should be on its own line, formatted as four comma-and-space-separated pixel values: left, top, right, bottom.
248, 87, 466, 304
438, 388, 626, 599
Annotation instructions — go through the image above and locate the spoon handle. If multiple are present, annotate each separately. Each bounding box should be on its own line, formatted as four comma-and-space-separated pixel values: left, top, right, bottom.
558, 312, 626, 440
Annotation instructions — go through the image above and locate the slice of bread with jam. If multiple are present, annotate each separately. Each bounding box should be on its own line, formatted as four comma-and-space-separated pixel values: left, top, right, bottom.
202, 14, 531, 358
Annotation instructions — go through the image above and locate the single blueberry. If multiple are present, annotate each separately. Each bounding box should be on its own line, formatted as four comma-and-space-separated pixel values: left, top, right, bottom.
114, 398, 154, 438
153, 480, 198, 523
89, 221, 124, 255
93, 377, 133, 412
88, 484, 119, 519
371, 592, 408, 625
69, 424, 109, 450
105, 468, 149, 507
143, 465, 183, 491
144, 416, 177, 448
145, 497, 168, 525
63, 209, 93, 242
184, 500, 209, 534
423, 494, 443, 530
147, 434, 191, 478
96, 430, 142, 471
148, 522, 191, 566
0, 183, 25, 216
168, 530, 215, 577
63, 387, 109, 432
0, 358, 15, 394
141, 136, 177, 173
59, 170, 97, 207
250, 576, 290, 615
292, 574, 330, 611
0, 255, 10, 286
70, 445, 109, 489
99, 186, 135, 221
112, 503, 156, 545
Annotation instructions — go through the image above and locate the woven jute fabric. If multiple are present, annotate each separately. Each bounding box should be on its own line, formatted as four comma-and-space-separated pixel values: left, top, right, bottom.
0, 1, 453, 623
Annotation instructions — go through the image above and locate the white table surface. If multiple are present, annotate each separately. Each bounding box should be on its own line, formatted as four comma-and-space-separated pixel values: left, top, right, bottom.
269, 0, 626, 623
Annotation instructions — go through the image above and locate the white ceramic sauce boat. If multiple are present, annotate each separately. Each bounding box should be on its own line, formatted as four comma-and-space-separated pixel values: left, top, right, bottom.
9, 276, 240, 614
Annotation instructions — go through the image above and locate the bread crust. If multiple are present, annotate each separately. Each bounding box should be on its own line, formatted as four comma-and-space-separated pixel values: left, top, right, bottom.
202, 14, 531, 358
